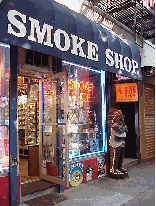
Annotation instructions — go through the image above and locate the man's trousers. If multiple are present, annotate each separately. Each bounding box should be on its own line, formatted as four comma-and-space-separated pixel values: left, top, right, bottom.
110, 145, 124, 173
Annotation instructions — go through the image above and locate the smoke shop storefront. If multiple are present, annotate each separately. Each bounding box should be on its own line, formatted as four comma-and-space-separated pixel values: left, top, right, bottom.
0, 0, 141, 205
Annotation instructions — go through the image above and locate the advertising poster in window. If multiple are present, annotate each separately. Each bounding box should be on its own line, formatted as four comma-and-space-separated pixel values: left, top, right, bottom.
69, 162, 85, 187
86, 163, 93, 181
97, 156, 106, 178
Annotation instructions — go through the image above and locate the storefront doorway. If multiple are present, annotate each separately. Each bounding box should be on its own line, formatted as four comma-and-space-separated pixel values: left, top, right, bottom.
39, 71, 68, 186
119, 102, 136, 159
17, 53, 106, 195
17, 68, 69, 193
18, 74, 40, 183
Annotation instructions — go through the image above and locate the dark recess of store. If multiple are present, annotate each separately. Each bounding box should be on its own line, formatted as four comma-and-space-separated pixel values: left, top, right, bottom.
26, 50, 49, 67
119, 102, 136, 159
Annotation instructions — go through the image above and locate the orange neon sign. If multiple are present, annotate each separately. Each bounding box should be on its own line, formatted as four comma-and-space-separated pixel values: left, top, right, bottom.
69, 79, 93, 102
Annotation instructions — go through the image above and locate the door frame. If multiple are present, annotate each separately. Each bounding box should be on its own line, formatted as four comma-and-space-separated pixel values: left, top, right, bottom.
118, 102, 136, 158
135, 101, 141, 163
10, 45, 18, 205
39, 71, 69, 186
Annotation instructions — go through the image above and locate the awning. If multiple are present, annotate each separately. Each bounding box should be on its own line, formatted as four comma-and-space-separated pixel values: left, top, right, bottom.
0, 0, 142, 80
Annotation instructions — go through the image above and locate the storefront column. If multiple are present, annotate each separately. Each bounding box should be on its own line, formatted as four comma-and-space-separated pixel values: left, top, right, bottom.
105, 72, 114, 175
57, 133, 64, 192
57, 57, 64, 192
138, 81, 146, 160
9, 45, 18, 205
135, 101, 141, 164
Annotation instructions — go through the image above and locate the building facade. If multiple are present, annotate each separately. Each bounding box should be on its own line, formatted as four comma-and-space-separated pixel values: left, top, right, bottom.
0, 0, 146, 205
139, 40, 155, 161
81, 0, 155, 165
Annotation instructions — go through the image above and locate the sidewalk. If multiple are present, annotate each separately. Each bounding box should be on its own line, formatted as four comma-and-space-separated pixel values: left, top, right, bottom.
56, 160, 155, 206
20, 160, 155, 206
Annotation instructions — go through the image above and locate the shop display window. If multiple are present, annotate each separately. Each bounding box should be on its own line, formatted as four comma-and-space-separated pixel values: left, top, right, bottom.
62, 61, 106, 160
0, 43, 10, 175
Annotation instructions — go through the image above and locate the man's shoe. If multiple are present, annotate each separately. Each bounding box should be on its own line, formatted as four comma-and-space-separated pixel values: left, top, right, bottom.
114, 169, 124, 175
110, 169, 124, 179
119, 167, 128, 173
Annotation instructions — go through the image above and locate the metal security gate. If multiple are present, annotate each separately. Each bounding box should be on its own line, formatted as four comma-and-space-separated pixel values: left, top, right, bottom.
144, 84, 155, 159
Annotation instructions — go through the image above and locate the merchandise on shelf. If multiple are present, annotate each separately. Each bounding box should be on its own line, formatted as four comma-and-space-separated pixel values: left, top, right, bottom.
18, 96, 27, 149
18, 77, 39, 149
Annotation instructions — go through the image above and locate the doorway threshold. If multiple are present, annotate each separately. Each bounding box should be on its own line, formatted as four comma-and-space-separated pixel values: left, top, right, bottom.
21, 179, 57, 196
21, 177, 41, 184
20, 185, 69, 206
21, 184, 56, 204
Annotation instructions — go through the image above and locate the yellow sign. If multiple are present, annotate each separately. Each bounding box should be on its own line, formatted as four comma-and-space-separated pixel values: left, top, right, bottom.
116, 83, 138, 102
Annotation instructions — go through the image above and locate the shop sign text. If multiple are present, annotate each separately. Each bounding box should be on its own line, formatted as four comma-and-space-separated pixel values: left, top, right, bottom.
116, 83, 138, 102
68, 79, 93, 102
105, 49, 139, 75
7, 9, 139, 76
7, 10, 98, 62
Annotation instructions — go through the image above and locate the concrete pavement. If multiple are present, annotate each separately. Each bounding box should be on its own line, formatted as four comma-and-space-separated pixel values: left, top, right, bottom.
55, 161, 155, 206
19, 160, 155, 205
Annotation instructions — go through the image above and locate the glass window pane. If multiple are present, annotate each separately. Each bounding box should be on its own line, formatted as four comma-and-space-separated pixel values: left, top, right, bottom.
42, 54, 49, 67
34, 51, 41, 66
0, 43, 10, 175
41, 125, 66, 178
26, 49, 33, 65
62, 61, 106, 160
42, 76, 67, 124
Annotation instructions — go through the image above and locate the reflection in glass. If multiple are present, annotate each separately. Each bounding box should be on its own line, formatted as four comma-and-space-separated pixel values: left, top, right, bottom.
41, 75, 67, 178
42, 77, 66, 124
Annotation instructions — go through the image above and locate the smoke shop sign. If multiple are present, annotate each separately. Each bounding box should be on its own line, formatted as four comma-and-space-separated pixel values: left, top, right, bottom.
116, 83, 138, 102
0, 0, 141, 80
68, 79, 93, 102
7, 10, 139, 70
7, 10, 98, 62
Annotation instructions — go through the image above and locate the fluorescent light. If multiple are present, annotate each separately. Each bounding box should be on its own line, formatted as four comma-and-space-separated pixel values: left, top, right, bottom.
0, 43, 10, 48
62, 60, 101, 74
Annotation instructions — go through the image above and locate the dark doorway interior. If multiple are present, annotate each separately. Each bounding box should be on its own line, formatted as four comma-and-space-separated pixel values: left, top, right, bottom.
119, 102, 136, 158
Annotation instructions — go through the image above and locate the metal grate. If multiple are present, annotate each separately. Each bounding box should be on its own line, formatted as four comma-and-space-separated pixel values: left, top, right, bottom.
87, 0, 155, 40
141, 66, 155, 77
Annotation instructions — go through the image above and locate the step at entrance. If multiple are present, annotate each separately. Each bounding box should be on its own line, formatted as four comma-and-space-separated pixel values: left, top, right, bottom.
20, 185, 69, 206
21, 179, 57, 196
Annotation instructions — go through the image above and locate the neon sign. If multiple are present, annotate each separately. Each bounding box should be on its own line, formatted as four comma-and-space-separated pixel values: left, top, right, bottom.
69, 79, 93, 102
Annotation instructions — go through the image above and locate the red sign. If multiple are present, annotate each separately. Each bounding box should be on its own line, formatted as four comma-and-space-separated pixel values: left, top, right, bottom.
64, 158, 98, 190
116, 83, 138, 102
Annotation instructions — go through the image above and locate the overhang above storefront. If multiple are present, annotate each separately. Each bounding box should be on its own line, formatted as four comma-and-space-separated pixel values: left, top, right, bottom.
0, 0, 141, 80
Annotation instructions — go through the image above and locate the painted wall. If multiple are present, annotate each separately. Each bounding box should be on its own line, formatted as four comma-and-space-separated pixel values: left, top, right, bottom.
141, 40, 155, 67
0, 174, 20, 206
